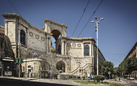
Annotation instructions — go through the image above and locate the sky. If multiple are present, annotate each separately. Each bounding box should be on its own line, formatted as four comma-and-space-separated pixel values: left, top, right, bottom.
0, 0, 137, 67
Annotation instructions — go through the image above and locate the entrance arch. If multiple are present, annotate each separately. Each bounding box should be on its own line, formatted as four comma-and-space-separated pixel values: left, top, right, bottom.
56, 61, 65, 73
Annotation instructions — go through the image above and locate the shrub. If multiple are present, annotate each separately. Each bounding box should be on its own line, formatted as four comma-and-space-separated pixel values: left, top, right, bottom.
112, 75, 117, 79
94, 75, 105, 82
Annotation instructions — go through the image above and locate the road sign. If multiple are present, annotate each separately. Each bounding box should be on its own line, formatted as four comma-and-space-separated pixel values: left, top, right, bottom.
90, 75, 94, 78
16, 58, 23, 64
31, 67, 33, 70
108, 71, 111, 74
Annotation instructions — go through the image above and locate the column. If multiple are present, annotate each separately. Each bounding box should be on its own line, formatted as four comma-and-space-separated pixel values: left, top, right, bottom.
91, 43, 94, 56
89, 43, 91, 56
61, 41, 64, 55
64, 41, 67, 55
46, 36, 48, 53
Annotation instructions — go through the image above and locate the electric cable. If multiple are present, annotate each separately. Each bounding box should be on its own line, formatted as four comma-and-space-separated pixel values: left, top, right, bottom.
71, 0, 90, 37
77, 0, 103, 37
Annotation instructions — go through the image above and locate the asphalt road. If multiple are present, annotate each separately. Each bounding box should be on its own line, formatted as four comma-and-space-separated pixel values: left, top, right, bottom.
121, 78, 137, 86
0, 78, 73, 86
1, 77, 137, 86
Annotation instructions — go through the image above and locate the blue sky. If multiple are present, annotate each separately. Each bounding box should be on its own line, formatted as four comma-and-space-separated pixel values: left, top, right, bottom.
0, 0, 137, 67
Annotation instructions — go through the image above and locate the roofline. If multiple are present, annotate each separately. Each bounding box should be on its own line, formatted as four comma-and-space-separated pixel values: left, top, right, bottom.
62, 37, 96, 42
0, 25, 4, 29
44, 19, 68, 28
93, 43, 106, 61
124, 42, 137, 60
2, 13, 51, 35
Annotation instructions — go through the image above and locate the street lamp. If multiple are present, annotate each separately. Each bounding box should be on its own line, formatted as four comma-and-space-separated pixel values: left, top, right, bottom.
91, 16, 104, 75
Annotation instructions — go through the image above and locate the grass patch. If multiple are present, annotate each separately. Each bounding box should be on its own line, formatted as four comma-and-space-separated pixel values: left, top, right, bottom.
74, 80, 125, 86
74, 80, 109, 84
109, 83, 125, 86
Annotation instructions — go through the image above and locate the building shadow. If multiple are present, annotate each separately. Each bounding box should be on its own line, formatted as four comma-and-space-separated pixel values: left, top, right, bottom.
0, 78, 74, 86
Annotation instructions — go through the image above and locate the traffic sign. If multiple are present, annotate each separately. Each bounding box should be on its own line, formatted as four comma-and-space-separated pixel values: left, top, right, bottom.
90, 75, 94, 78
108, 71, 111, 74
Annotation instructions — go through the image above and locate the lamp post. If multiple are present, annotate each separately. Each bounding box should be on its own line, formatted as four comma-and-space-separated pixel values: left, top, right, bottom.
91, 17, 104, 75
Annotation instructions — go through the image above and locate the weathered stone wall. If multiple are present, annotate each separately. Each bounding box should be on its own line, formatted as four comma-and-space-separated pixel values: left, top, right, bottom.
2, 13, 106, 77
18, 17, 47, 53
3, 13, 49, 59
0, 26, 4, 34
44, 19, 67, 38
136, 46, 137, 58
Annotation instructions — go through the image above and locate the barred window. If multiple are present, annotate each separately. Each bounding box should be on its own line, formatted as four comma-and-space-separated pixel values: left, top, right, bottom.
58, 45, 61, 54
84, 45, 89, 56
20, 30, 26, 45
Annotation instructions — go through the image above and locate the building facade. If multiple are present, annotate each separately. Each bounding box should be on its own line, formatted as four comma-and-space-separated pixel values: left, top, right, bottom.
2, 13, 105, 78
125, 42, 137, 59
0, 25, 15, 76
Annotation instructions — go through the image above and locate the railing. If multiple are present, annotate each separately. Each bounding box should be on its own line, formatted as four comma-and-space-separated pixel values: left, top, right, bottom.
71, 63, 91, 75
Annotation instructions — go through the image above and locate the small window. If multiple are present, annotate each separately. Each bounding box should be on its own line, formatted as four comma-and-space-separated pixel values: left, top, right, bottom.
58, 45, 61, 54
84, 45, 89, 56
20, 30, 26, 45
28, 65, 31, 68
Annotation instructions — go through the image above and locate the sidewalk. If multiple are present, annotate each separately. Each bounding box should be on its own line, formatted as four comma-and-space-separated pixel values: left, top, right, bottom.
104, 78, 126, 85
104, 78, 137, 86
0, 76, 84, 86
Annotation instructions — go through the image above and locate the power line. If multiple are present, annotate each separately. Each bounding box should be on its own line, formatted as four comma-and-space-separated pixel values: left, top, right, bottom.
77, 0, 103, 37
71, 0, 90, 37
104, 52, 125, 56
107, 56, 122, 63
8, 0, 20, 15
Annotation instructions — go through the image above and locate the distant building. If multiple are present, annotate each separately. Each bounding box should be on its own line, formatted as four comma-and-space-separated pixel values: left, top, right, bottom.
1, 13, 105, 78
125, 42, 137, 59
0, 26, 15, 76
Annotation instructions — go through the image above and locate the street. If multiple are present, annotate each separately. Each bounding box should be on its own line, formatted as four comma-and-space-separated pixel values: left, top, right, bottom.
120, 78, 137, 86
1, 77, 137, 86
0, 77, 93, 86
0, 78, 73, 86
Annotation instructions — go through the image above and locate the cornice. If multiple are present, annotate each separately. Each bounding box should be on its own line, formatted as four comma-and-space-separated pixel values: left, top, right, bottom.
62, 37, 96, 42
2, 13, 52, 35
44, 19, 68, 28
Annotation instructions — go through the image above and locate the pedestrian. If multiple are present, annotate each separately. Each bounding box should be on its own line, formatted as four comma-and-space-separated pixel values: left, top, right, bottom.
119, 77, 120, 81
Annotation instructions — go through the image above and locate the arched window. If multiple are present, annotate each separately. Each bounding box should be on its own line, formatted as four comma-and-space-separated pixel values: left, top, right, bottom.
58, 45, 61, 54
20, 30, 26, 45
84, 45, 89, 56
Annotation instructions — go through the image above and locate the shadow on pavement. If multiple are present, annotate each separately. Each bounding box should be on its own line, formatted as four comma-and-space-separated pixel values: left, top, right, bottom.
0, 78, 73, 86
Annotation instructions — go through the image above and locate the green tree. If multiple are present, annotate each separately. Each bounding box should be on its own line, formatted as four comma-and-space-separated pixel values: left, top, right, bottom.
118, 57, 137, 75
99, 61, 114, 78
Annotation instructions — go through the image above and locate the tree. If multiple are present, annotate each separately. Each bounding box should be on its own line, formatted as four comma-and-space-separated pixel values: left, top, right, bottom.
118, 57, 137, 75
99, 61, 114, 78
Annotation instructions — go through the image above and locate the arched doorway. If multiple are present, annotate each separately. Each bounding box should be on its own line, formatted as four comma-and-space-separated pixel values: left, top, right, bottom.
56, 61, 65, 73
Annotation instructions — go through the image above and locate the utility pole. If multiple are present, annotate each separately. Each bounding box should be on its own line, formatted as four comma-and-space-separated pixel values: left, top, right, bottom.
19, 58, 20, 79
91, 17, 104, 75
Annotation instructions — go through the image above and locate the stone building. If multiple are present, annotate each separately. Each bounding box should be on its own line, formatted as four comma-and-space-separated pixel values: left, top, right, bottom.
0, 25, 15, 76
124, 42, 137, 59
1, 13, 105, 78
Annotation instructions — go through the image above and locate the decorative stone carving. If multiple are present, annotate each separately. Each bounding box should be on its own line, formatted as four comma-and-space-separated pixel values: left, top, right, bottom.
35, 35, 39, 39
77, 44, 81, 47
72, 43, 76, 47
67, 43, 71, 47
41, 37, 45, 41
29, 32, 33, 37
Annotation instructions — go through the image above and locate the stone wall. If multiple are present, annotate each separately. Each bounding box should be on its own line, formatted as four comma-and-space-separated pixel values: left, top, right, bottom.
2, 13, 106, 77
